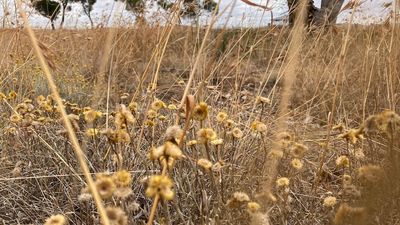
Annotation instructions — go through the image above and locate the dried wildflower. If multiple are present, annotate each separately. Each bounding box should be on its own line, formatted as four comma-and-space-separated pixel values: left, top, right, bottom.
276, 177, 290, 188
211, 138, 224, 146
144, 120, 156, 127
290, 143, 308, 158
335, 155, 350, 168
126, 202, 140, 212
114, 187, 133, 199
323, 196, 337, 207
115, 105, 135, 129
354, 148, 365, 160
44, 214, 66, 225
187, 140, 198, 146
342, 174, 352, 185
165, 125, 183, 143
164, 141, 183, 159
197, 158, 213, 170
147, 109, 157, 119
83, 109, 102, 124
116, 129, 131, 143
267, 149, 284, 159
224, 119, 235, 128
15, 103, 28, 114
256, 96, 271, 105
158, 115, 166, 121
247, 202, 261, 213
192, 102, 208, 121
8, 91, 17, 100
0, 92, 6, 100
227, 192, 250, 208
291, 158, 303, 170
251, 121, 268, 132
104, 206, 128, 225
197, 128, 217, 143
95, 176, 116, 199
339, 129, 363, 144
151, 99, 166, 111
148, 146, 165, 161
146, 175, 174, 201
168, 104, 177, 110
371, 110, 400, 134
232, 127, 244, 139
358, 165, 384, 183
10, 114, 22, 123
85, 128, 99, 137
277, 132, 292, 141
216, 112, 228, 122
334, 203, 366, 225
113, 170, 132, 187
128, 102, 138, 112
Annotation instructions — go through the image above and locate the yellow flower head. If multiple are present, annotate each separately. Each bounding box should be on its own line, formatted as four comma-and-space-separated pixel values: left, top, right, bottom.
338, 129, 363, 144
335, 155, 350, 168
251, 121, 267, 132
151, 99, 166, 111
44, 214, 66, 225
291, 158, 303, 170
8, 91, 17, 100
95, 175, 116, 199
147, 109, 158, 119
0, 92, 6, 100
232, 127, 244, 139
227, 192, 250, 208
168, 104, 177, 110
197, 158, 213, 170
224, 119, 234, 129
211, 138, 224, 146
197, 128, 217, 143
164, 141, 183, 159
85, 128, 99, 137
146, 175, 174, 201
276, 177, 290, 188
115, 104, 136, 129
116, 129, 131, 143
84, 109, 102, 124
290, 143, 308, 158
247, 202, 261, 213
113, 170, 132, 187
192, 102, 208, 121
187, 140, 198, 146
165, 125, 184, 143
323, 196, 337, 207
128, 101, 138, 113
216, 112, 228, 122
10, 114, 22, 123
104, 207, 128, 225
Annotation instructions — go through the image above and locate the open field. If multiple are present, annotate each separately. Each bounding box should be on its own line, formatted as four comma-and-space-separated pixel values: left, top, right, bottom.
0, 21, 400, 225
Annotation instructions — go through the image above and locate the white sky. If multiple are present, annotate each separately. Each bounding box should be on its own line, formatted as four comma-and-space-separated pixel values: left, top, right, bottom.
0, 0, 393, 28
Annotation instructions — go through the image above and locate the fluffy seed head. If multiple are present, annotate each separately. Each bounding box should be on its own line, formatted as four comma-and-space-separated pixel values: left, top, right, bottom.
44, 214, 66, 225
323, 196, 337, 207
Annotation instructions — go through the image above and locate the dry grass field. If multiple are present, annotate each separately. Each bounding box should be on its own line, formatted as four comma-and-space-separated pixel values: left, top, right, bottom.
0, 6, 400, 225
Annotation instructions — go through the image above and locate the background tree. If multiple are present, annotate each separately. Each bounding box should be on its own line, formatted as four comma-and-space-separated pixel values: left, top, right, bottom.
287, 0, 344, 26
31, 0, 61, 29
